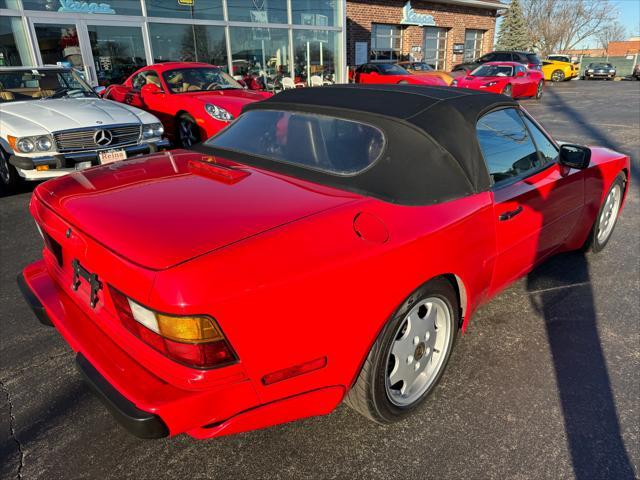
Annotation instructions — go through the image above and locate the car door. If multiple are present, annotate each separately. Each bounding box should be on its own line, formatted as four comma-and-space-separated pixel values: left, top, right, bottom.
512, 65, 527, 97
476, 108, 584, 294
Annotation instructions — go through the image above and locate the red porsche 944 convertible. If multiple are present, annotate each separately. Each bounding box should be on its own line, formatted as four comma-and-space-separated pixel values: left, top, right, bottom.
20, 85, 629, 440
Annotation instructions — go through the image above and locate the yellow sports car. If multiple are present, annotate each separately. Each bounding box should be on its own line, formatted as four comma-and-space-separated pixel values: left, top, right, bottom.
396, 62, 455, 86
542, 59, 579, 82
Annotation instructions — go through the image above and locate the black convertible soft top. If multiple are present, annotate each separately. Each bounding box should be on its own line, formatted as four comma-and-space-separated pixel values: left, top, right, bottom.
201, 84, 518, 205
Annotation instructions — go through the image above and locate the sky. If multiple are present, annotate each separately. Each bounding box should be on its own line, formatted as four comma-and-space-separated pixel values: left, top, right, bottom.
495, 0, 640, 48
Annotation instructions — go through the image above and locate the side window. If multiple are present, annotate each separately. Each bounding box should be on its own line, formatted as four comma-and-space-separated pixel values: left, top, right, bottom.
516, 65, 526, 75
480, 53, 495, 62
131, 71, 162, 91
476, 108, 542, 185
523, 116, 559, 164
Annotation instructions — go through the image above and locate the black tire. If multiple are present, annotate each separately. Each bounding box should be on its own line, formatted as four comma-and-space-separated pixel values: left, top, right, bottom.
0, 148, 20, 193
582, 173, 626, 253
550, 70, 565, 82
176, 113, 201, 148
502, 84, 513, 98
535, 81, 544, 100
344, 277, 459, 424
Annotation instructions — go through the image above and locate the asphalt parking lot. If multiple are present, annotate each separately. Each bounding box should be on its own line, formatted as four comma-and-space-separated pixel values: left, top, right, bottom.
1, 80, 639, 480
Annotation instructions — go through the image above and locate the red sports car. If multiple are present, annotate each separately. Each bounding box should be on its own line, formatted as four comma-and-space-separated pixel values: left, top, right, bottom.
20, 85, 629, 440
105, 62, 271, 147
452, 61, 544, 99
354, 63, 447, 86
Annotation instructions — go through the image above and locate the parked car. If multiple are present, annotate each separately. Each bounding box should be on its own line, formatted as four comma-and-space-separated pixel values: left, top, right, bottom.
451, 62, 544, 99
542, 59, 579, 82
582, 63, 616, 80
453, 51, 542, 73
354, 63, 447, 86
547, 54, 574, 64
632, 64, 640, 80
396, 61, 454, 85
105, 62, 272, 148
20, 85, 629, 440
0, 66, 167, 192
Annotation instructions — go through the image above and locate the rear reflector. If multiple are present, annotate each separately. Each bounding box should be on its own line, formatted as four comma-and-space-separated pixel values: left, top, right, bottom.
110, 287, 237, 369
262, 357, 327, 385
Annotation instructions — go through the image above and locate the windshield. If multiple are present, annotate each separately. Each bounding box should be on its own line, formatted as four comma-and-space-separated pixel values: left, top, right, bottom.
471, 65, 514, 77
589, 64, 612, 69
163, 67, 242, 93
0, 69, 96, 103
208, 110, 385, 175
378, 64, 410, 75
406, 63, 433, 71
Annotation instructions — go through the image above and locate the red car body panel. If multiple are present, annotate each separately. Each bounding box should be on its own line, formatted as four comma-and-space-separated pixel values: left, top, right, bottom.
105, 63, 271, 142
454, 62, 544, 98
22, 122, 630, 438
355, 71, 447, 86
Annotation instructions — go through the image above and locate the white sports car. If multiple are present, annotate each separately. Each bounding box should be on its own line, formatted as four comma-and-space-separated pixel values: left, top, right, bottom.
0, 66, 168, 192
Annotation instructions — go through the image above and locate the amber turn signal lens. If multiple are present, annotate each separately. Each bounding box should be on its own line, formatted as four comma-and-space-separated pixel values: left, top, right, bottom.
36, 165, 50, 171
156, 314, 223, 344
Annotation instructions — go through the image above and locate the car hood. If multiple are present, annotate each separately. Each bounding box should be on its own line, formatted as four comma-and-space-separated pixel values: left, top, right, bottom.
182, 89, 271, 117
35, 150, 359, 270
461, 76, 508, 84
0, 98, 158, 137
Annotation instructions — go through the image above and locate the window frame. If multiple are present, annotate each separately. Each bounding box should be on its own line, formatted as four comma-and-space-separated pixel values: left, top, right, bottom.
370, 23, 402, 63
476, 106, 558, 190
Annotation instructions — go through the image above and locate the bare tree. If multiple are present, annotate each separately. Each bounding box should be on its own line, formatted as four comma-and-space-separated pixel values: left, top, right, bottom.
597, 21, 627, 53
522, 0, 615, 56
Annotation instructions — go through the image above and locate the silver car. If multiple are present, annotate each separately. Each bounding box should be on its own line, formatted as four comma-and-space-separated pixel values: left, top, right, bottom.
0, 66, 169, 192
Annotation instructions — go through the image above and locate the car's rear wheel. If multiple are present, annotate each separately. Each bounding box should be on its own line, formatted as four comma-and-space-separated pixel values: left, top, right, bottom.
582, 173, 625, 253
535, 81, 544, 99
551, 70, 565, 82
345, 277, 458, 424
176, 113, 201, 148
502, 84, 513, 98
0, 148, 20, 193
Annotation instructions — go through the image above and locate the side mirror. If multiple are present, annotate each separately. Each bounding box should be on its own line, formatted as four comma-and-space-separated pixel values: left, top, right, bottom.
516, 70, 525, 77
559, 144, 591, 169
141, 83, 161, 97
93, 85, 106, 96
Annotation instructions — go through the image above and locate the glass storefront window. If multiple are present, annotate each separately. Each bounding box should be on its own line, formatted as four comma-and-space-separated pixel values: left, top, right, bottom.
290, 0, 338, 27
88, 25, 146, 86
145, 0, 223, 21
229, 26, 289, 90
34, 23, 84, 68
227, 0, 287, 24
149, 23, 227, 68
293, 29, 339, 85
22, 0, 142, 16
1, 1, 22, 9
0, 16, 33, 66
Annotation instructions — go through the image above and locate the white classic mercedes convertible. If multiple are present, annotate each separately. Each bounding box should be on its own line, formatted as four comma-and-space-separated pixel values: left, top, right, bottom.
0, 66, 169, 192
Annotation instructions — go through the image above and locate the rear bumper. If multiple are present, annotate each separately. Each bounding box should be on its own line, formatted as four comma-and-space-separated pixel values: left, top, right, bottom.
19, 260, 260, 438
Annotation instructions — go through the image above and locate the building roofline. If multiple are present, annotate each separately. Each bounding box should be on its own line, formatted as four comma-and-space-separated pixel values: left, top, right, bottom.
429, 0, 509, 10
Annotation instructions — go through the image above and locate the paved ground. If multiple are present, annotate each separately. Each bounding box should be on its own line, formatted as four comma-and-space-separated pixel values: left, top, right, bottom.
1, 80, 639, 480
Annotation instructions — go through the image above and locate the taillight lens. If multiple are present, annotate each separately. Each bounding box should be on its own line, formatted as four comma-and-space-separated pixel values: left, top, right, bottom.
110, 288, 237, 369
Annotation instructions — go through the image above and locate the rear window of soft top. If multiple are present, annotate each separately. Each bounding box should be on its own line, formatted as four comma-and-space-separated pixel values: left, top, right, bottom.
207, 110, 386, 176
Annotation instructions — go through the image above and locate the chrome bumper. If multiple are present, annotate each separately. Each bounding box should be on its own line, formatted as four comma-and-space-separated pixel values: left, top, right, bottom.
9, 140, 170, 171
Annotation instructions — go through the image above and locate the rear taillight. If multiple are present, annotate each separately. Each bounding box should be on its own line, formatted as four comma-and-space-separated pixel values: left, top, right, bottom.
110, 288, 237, 369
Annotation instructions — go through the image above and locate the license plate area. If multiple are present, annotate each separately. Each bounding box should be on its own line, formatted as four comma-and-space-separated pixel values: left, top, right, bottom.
99, 149, 127, 164
72, 259, 103, 309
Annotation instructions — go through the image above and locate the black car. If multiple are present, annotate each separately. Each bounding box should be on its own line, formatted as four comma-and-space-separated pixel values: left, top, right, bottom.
583, 63, 616, 80
453, 51, 542, 73
632, 64, 639, 80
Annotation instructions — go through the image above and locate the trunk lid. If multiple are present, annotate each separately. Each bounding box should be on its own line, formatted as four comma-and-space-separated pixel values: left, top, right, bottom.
35, 150, 358, 270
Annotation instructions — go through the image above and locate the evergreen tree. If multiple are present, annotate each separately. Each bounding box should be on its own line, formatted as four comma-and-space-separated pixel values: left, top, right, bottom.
495, 0, 531, 51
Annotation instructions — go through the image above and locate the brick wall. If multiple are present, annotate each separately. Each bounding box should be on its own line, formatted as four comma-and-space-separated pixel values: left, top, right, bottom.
347, 0, 498, 71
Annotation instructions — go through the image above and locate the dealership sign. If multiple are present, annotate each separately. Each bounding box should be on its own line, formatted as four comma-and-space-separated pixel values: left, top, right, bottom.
400, 1, 435, 27
57, 0, 115, 14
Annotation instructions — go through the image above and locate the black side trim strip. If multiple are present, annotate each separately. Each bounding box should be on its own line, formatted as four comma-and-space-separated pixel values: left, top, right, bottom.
17, 273, 53, 326
76, 353, 169, 439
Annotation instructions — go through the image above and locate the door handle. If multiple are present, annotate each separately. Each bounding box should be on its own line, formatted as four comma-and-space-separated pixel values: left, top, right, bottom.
498, 205, 523, 221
